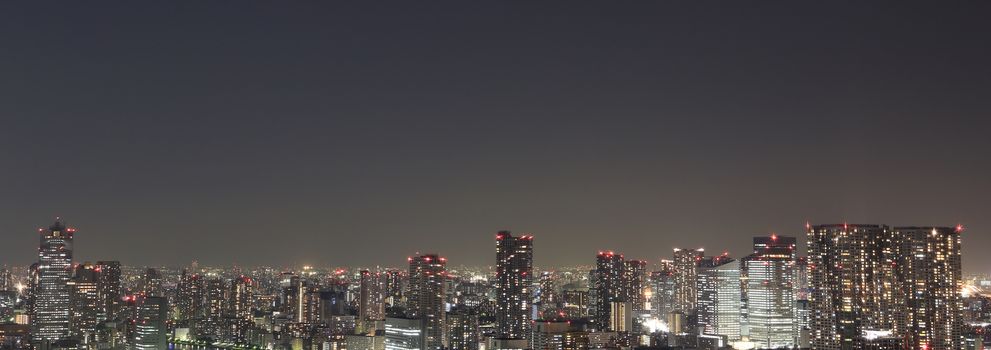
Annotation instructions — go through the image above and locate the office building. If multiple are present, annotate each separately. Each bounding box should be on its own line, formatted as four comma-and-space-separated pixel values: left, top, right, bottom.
696, 254, 740, 340
742, 235, 796, 348
132, 296, 167, 350
385, 317, 421, 350
31, 219, 74, 345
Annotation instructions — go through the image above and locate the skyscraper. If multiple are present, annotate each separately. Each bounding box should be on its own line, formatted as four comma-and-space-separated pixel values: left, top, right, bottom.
94, 261, 122, 322
593, 251, 625, 331
176, 270, 204, 323
495, 231, 533, 343
623, 260, 646, 320
383, 269, 405, 307
359, 270, 385, 333
32, 219, 74, 345
650, 260, 676, 319
140, 268, 162, 297
201, 278, 227, 336
228, 276, 254, 320
539, 272, 556, 312
408, 254, 447, 350
696, 254, 741, 340
0, 267, 12, 291
0, 290, 15, 323
447, 306, 479, 350
896, 226, 964, 350
132, 296, 168, 350
742, 235, 796, 348
807, 224, 902, 350
672, 248, 703, 314
68, 263, 101, 344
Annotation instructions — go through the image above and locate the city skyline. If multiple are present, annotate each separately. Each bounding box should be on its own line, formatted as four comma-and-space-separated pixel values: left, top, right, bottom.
2, 2, 989, 350
0, 218, 975, 271
1, 217, 980, 350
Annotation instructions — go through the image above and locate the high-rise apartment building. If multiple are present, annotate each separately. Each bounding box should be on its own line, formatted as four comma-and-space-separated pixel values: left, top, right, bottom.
408, 254, 447, 350
623, 260, 646, 318
176, 270, 204, 322
359, 270, 385, 333
94, 261, 122, 322
228, 276, 254, 320
896, 226, 964, 350
495, 231, 533, 343
807, 224, 905, 350
593, 251, 625, 331
383, 270, 404, 307
672, 248, 704, 313
447, 306, 479, 350
539, 272, 556, 311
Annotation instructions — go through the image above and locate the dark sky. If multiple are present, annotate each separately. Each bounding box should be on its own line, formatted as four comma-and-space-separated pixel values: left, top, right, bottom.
2, 2, 989, 272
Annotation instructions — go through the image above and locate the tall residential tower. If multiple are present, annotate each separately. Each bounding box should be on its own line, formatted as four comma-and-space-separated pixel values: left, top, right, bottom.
495, 231, 533, 344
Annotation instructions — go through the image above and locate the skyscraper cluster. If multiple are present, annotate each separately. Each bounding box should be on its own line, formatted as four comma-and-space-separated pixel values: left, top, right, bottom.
0, 219, 973, 350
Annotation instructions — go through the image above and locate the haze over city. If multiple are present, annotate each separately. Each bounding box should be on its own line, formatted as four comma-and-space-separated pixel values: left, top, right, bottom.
1, 2, 989, 272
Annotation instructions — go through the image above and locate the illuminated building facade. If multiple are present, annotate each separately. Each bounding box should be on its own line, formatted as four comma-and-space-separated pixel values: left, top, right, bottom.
447, 306, 479, 350
696, 254, 740, 340
228, 276, 254, 320
533, 321, 572, 350
383, 270, 404, 307
672, 248, 703, 314
561, 290, 588, 319
31, 219, 74, 345
0, 268, 11, 291
0, 291, 14, 323
176, 270, 204, 322
539, 272, 556, 312
140, 268, 162, 297
742, 235, 796, 348
897, 226, 964, 350
650, 260, 676, 319
359, 270, 385, 334
385, 317, 422, 350
807, 224, 903, 350
408, 254, 447, 350
132, 296, 167, 350
94, 261, 122, 322
623, 260, 646, 320
593, 251, 625, 331
68, 264, 100, 343
495, 231, 533, 343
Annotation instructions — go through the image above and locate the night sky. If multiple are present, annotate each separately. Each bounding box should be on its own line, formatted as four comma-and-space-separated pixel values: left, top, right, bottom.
2, 2, 989, 271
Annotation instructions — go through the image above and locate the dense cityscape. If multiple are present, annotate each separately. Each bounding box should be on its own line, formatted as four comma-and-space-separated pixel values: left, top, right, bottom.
0, 219, 986, 350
